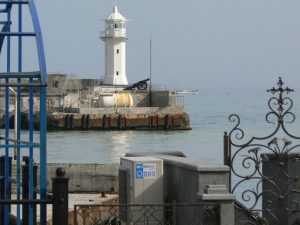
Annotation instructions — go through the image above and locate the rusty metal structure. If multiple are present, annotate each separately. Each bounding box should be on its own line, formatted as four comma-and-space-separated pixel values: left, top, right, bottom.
224, 77, 300, 224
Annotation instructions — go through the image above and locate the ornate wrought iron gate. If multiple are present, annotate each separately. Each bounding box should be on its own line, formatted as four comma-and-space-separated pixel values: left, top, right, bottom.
0, 1, 48, 225
224, 78, 300, 225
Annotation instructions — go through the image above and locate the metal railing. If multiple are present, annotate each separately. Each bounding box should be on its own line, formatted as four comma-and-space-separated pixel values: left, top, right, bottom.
74, 202, 220, 225
0, 0, 48, 224
224, 77, 300, 225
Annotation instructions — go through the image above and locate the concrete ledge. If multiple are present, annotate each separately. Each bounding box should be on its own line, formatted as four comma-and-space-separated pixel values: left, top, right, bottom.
126, 152, 229, 172
198, 193, 235, 201
204, 184, 229, 194
78, 106, 185, 115
159, 155, 230, 172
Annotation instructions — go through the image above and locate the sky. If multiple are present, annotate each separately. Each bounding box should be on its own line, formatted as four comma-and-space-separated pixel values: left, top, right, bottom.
3, 0, 300, 89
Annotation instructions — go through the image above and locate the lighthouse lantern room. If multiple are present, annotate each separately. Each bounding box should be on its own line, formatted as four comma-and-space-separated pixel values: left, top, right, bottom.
100, 6, 129, 86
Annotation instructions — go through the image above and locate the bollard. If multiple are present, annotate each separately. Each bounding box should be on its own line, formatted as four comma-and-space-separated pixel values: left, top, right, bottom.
102, 114, 106, 128
52, 167, 69, 225
64, 115, 69, 129
118, 114, 122, 129
65, 114, 73, 129
124, 116, 127, 128
82, 114, 90, 130
81, 114, 86, 129
69, 114, 74, 129
164, 114, 169, 130
22, 156, 37, 225
86, 114, 90, 129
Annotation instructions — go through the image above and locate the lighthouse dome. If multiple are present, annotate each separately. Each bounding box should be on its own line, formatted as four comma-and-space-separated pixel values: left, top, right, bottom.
105, 6, 127, 22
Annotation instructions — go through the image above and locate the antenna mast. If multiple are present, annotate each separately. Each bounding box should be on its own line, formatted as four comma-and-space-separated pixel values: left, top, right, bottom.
150, 34, 152, 108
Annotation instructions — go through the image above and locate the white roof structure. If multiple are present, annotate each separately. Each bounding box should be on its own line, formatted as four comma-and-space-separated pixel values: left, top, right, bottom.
105, 6, 127, 22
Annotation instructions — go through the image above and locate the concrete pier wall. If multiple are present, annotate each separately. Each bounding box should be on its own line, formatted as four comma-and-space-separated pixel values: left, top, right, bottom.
47, 109, 190, 130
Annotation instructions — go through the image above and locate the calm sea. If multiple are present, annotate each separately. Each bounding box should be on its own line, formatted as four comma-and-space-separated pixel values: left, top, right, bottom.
45, 87, 300, 164
4, 87, 300, 164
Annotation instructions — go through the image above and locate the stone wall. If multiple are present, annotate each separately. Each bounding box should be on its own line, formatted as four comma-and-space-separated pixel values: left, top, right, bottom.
47, 74, 103, 96
130, 91, 150, 107
37, 163, 119, 193
47, 75, 176, 108
123, 90, 177, 107
151, 91, 177, 107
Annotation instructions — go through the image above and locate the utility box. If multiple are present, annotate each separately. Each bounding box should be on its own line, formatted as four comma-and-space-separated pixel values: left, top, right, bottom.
119, 157, 164, 224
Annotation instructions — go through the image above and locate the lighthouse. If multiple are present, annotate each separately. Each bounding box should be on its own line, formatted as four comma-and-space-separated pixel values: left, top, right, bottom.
100, 6, 128, 86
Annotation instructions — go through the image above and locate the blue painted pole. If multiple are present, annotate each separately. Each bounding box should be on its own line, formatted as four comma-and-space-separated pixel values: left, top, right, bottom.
39, 87, 47, 225
5, 4, 12, 225
17, 2, 23, 225
28, 2, 48, 223
29, 78, 34, 225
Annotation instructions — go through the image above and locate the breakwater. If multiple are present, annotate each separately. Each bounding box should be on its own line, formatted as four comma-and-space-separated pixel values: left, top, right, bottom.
49, 106, 190, 130
2, 106, 190, 130
0, 76, 191, 130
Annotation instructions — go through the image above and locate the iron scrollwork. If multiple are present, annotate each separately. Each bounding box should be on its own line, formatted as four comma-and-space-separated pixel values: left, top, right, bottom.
227, 77, 300, 225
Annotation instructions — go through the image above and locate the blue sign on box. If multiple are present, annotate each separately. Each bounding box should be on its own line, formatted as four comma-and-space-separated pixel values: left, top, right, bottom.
136, 164, 144, 179
136, 163, 157, 179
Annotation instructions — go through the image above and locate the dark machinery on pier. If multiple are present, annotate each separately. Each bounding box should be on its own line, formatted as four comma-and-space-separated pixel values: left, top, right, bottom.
124, 78, 150, 90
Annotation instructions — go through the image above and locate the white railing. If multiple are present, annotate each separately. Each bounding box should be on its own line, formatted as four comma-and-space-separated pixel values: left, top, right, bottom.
100, 29, 127, 38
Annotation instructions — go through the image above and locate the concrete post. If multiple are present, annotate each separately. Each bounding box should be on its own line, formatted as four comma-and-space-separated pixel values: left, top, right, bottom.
198, 185, 235, 225
52, 167, 69, 225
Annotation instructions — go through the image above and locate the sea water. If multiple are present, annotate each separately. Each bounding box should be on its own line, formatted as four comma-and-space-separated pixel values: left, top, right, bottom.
3, 87, 300, 164
3, 87, 299, 211
45, 87, 300, 164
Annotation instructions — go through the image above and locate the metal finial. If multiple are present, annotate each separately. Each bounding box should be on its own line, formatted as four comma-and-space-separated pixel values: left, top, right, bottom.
278, 77, 283, 86
267, 77, 294, 95
56, 167, 65, 177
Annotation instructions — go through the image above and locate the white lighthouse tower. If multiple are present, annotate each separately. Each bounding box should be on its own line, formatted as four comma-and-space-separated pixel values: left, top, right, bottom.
100, 6, 128, 86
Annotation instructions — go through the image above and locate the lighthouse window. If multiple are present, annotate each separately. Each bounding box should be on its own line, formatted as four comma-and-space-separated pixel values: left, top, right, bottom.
114, 23, 123, 29
117, 49, 119, 54
116, 71, 119, 75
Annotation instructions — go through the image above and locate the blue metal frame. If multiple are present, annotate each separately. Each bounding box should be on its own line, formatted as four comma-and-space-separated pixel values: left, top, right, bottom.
0, 1, 47, 225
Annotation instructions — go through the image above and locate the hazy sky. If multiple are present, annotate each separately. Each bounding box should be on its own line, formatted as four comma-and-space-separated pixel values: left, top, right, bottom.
26, 1, 300, 89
